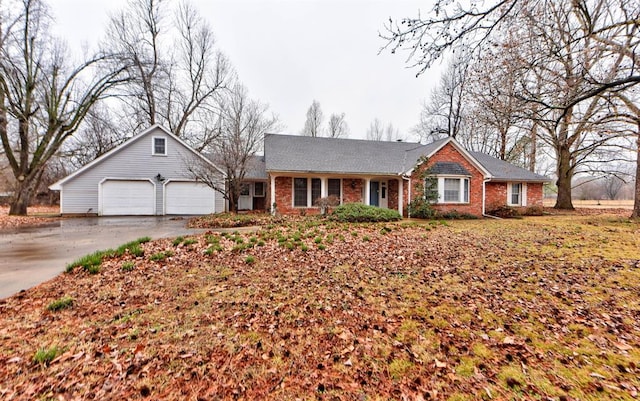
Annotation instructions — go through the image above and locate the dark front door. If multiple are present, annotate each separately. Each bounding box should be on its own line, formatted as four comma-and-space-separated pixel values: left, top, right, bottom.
370, 181, 379, 207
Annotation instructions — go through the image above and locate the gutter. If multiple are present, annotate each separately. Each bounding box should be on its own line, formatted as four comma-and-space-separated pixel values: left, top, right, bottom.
480, 178, 503, 219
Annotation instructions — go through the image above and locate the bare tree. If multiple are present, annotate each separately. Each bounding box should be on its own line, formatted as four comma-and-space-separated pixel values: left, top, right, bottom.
0, 0, 128, 215
326, 112, 349, 138
382, 0, 640, 216
385, 123, 402, 141
366, 118, 384, 141
414, 55, 470, 142
106, 0, 231, 147
60, 103, 127, 169
301, 99, 323, 137
602, 174, 625, 200
188, 84, 280, 213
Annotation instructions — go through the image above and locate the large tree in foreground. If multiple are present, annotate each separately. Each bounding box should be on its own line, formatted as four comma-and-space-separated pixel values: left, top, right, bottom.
382, 0, 639, 215
0, 0, 128, 215
188, 84, 279, 213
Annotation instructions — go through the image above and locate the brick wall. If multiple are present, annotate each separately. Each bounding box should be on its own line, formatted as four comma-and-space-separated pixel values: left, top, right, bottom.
485, 182, 507, 211
388, 179, 399, 211
343, 178, 364, 203
485, 182, 545, 212
410, 143, 485, 216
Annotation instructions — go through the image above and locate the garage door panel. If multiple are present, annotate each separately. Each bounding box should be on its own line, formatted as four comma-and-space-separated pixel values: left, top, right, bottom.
102, 180, 155, 216
165, 182, 215, 215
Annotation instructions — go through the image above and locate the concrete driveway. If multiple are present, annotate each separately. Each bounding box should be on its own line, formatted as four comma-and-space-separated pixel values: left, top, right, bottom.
0, 216, 208, 299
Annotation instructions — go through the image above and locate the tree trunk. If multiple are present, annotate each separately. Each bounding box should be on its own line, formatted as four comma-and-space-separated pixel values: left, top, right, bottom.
554, 144, 574, 210
632, 132, 640, 219
9, 179, 35, 216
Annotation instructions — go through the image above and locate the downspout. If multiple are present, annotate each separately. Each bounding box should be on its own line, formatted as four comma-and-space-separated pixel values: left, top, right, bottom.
407, 176, 412, 218
481, 178, 502, 219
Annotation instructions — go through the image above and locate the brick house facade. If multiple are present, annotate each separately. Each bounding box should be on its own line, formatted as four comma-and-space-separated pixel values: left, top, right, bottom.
258, 134, 550, 218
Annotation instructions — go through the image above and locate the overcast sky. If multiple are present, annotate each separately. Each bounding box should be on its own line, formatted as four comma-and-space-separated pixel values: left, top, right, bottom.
52, 0, 441, 141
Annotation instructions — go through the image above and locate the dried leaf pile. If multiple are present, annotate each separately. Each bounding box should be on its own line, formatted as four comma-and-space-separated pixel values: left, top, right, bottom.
1, 215, 639, 400
0, 206, 59, 231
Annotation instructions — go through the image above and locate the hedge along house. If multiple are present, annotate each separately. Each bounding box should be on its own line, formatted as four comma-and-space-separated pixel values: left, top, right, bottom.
264, 134, 550, 217
50, 125, 226, 216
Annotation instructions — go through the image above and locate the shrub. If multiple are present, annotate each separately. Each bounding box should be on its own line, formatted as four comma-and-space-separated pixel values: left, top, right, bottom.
47, 296, 74, 312
330, 203, 401, 223
438, 210, 479, 220
521, 205, 544, 216
407, 198, 437, 219
486, 205, 520, 219
315, 195, 340, 215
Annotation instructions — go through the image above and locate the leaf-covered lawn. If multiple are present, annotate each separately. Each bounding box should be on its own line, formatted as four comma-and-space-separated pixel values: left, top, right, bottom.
1, 215, 639, 400
0, 206, 59, 231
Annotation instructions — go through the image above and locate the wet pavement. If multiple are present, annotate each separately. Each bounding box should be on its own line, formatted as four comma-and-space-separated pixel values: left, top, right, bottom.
0, 216, 208, 299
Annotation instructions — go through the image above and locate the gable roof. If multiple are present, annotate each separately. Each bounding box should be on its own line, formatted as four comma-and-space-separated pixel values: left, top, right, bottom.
50, 125, 222, 190
264, 134, 425, 175
470, 152, 550, 182
265, 134, 549, 183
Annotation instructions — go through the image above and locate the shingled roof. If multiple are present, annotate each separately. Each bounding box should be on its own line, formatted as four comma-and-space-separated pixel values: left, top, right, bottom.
263, 134, 549, 182
470, 152, 549, 182
429, 162, 472, 176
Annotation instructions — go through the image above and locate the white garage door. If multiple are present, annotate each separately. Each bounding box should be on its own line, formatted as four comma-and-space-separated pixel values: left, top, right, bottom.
101, 180, 155, 216
165, 181, 215, 215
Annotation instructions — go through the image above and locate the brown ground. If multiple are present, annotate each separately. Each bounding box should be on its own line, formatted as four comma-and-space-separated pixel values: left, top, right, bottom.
0, 205, 60, 231
1, 213, 639, 400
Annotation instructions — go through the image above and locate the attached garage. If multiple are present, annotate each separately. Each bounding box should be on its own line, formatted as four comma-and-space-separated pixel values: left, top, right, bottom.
101, 179, 155, 216
165, 181, 216, 215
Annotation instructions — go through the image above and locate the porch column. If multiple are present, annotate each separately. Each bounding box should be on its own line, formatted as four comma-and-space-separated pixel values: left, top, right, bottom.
321, 177, 328, 198
364, 178, 371, 205
398, 178, 403, 217
270, 175, 276, 215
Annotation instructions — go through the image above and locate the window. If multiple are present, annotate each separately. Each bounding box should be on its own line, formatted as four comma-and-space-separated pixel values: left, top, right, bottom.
153, 137, 166, 155
328, 179, 341, 199
240, 183, 250, 196
430, 177, 470, 203
508, 183, 525, 206
294, 178, 307, 207
444, 178, 460, 202
311, 178, 321, 205
254, 182, 265, 197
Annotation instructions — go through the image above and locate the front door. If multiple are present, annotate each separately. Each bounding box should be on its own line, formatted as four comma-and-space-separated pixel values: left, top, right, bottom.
370, 181, 380, 207
380, 181, 388, 209
238, 183, 252, 210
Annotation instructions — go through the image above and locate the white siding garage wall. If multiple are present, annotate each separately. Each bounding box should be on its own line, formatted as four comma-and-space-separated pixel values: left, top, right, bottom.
165, 181, 216, 215
101, 179, 155, 215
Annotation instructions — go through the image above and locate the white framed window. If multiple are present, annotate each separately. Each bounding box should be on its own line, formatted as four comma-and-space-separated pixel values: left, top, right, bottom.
293, 177, 326, 207
293, 178, 308, 207
152, 137, 167, 155
328, 178, 341, 200
507, 183, 527, 206
254, 182, 265, 197
429, 177, 470, 203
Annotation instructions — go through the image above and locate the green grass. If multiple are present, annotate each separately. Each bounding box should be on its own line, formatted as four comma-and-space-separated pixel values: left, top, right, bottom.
121, 261, 135, 271
33, 346, 61, 366
149, 251, 174, 262
46, 296, 74, 312
66, 237, 151, 274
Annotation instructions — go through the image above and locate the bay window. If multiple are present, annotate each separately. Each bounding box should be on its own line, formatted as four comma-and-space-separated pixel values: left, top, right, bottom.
427, 177, 470, 203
